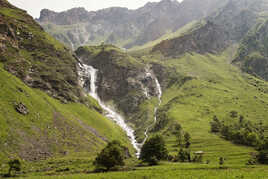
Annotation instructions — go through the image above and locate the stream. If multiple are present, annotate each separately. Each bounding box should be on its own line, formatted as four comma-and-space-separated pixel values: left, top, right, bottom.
78, 63, 162, 157
78, 64, 140, 156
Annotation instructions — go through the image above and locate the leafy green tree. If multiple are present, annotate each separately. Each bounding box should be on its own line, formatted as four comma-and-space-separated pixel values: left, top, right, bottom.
7, 159, 21, 177
176, 148, 191, 162
94, 140, 126, 171
219, 157, 225, 166
140, 135, 168, 165
177, 148, 187, 162
230, 111, 238, 118
256, 139, 268, 164
239, 115, 244, 124
184, 132, 191, 148
257, 150, 268, 164
210, 116, 221, 133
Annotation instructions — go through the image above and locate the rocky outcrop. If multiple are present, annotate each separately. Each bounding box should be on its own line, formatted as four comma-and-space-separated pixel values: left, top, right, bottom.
75, 45, 160, 115
39, 8, 93, 25
153, 0, 260, 57
233, 19, 268, 81
0, 2, 83, 103
15, 102, 29, 115
75, 45, 167, 143
37, 0, 228, 49
152, 21, 230, 57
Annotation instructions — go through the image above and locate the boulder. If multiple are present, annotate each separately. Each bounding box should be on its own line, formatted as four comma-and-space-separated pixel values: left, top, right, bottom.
15, 102, 29, 115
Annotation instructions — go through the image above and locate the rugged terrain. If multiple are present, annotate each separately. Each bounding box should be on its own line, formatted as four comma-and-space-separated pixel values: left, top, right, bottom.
0, 0, 132, 171
1, 0, 268, 178
37, 0, 228, 50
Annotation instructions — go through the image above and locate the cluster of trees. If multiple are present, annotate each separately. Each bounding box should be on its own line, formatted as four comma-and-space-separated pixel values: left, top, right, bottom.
173, 123, 191, 148
210, 113, 268, 164
94, 136, 169, 171
210, 115, 264, 147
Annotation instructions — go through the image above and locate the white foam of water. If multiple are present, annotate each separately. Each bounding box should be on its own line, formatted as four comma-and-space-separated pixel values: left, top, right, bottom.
79, 64, 140, 156
140, 70, 162, 145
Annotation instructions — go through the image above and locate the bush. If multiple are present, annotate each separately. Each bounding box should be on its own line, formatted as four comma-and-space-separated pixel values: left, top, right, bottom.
5, 159, 21, 177
140, 135, 168, 165
184, 132, 191, 148
210, 115, 264, 147
256, 150, 268, 164
176, 148, 191, 162
94, 140, 126, 171
193, 154, 203, 163
219, 157, 225, 166
210, 116, 221, 133
256, 139, 268, 164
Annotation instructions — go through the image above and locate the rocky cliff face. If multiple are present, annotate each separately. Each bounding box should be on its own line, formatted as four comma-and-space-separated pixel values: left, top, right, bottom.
233, 19, 268, 81
75, 45, 165, 142
37, 0, 228, 49
75, 45, 160, 115
0, 1, 84, 103
152, 21, 230, 57
152, 0, 262, 57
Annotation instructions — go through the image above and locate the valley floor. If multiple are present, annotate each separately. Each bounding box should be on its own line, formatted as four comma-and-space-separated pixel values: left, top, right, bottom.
15, 163, 268, 179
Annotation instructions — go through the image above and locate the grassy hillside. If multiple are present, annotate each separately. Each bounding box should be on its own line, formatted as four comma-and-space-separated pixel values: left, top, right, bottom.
135, 45, 268, 164
0, 0, 82, 102
0, 60, 133, 172
0, 0, 133, 175
22, 163, 268, 179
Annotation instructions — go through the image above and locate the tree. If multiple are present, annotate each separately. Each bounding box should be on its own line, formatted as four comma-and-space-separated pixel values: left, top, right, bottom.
230, 111, 238, 118
219, 157, 225, 167
184, 132, 191, 148
176, 148, 191, 162
7, 159, 21, 177
257, 150, 268, 164
256, 139, 268, 164
94, 140, 125, 171
140, 135, 168, 165
239, 115, 244, 124
176, 131, 183, 146
210, 116, 221, 133
177, 148, 187, 162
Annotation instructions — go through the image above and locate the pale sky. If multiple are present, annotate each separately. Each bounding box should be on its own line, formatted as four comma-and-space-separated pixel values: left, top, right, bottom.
8, 0, 183, 18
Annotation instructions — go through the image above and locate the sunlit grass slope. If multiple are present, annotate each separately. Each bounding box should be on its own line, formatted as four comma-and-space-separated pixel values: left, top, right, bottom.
0, 63, 133, 173
137, 46, 268, 165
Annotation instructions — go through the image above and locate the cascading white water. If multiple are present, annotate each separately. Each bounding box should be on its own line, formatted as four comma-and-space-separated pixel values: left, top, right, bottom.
140, 71, 162, 145
78, 64, 141, 156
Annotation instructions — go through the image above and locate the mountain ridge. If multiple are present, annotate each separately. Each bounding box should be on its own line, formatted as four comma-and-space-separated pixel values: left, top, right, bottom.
37, 0, 229, 49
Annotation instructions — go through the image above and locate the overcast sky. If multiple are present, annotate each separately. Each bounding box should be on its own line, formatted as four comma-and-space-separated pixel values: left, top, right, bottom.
8, 0, 183, 18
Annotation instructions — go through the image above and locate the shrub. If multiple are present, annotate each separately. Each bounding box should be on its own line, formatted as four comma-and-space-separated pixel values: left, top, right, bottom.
140, 135, 168, 165
94, 140, 126, 171
184, 132, 191, 148
5, 159, 21, 177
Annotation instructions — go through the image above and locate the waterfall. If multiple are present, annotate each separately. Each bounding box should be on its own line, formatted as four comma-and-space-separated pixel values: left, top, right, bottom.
78, 64, 141, 156
141, 70, 162, 145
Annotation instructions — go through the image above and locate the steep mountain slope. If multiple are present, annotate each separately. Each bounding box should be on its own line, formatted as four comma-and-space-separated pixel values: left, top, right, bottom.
139, 49, 268, 164
129, 0, 268, 164
234, 18, 268, 81
0, 0, 132, 167
153, 0, 264, 57
70, 0, 268, 164
1, 0, 268, 176
37, 0, 228, 50
75, 45, 164, 142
